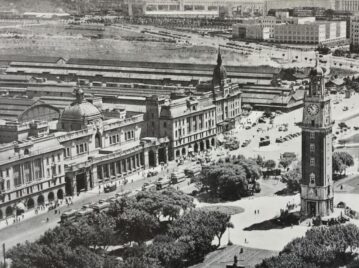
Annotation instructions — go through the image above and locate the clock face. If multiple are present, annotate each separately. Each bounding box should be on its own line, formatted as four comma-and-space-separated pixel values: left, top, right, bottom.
307, 104, 319, 116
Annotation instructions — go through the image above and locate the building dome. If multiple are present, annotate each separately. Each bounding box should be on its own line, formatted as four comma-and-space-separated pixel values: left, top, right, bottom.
60, 88, 102, 131
212, 49, 227, 86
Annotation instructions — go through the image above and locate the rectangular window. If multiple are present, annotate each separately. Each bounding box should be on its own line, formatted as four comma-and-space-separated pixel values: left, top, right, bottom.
34, 159, 43, 180
310, 158, 315, 166
310, 144, 315, 152
24, 162, 32, 183
57, 154, 61, 161
65, 148, 70, 158
6, 180, 10, 190
310, 132, 315, 139
13, 165, 22, 187
58, 165, 61, 174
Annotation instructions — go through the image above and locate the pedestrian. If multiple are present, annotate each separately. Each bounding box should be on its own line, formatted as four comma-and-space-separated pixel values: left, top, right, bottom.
46, 217, 49, 223
245, 238, 247, 244
22, 214, 24, 219
254, 210, 256, 214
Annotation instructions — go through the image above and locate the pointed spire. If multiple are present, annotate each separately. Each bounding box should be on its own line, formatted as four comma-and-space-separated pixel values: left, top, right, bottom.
217, 47, 222, 66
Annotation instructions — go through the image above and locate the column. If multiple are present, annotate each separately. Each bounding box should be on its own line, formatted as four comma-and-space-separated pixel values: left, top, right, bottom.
84, 171, 89, 191
122, 159, 126, 173
165, 147, 169, 163
107, 164, 111, 180
128, 157, 132, 172
144, 151, 149, 169
101, 165, 104, 182
155, 150, 159, 167
136, 154, 140, 168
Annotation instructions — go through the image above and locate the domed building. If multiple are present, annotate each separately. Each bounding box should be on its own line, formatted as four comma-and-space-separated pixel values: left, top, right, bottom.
59, 88, 103, 131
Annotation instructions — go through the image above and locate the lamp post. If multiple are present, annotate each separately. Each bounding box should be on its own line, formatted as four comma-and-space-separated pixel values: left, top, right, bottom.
227, 226, 232, 245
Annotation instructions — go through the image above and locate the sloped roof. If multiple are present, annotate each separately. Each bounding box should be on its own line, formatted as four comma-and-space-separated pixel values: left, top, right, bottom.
0, 97, 42, 120
0, 55, 65, 64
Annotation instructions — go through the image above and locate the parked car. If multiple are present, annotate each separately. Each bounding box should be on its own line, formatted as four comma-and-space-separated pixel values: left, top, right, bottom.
276, 137, 283, 143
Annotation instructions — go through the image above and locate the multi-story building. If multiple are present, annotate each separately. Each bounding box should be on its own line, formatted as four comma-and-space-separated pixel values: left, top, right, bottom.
233, 24, 270, 40
274, 21, 347, 45
0, 135, 66, 219
0, 88, 169, 220
145, 51, 242, 160
124, 0, 267, 17
233, 16, 316, 40
335, 0, 359, 12
350, 16, 359, 47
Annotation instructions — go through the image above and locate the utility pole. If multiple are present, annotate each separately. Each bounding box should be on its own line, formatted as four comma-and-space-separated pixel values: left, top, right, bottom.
2, 243, 5, 265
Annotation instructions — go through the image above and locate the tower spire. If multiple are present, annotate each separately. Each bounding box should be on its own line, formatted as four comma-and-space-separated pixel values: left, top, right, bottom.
217, 47, 222, 66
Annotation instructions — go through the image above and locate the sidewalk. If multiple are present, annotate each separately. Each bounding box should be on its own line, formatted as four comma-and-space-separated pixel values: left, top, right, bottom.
0, 163, 166, 231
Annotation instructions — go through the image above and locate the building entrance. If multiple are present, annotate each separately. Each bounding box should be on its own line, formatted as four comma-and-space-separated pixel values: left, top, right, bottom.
76, 173, 87, 194
307, 202, 316, 217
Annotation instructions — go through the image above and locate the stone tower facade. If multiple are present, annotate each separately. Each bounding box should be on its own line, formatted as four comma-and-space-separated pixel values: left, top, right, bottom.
299, 59, 334, 218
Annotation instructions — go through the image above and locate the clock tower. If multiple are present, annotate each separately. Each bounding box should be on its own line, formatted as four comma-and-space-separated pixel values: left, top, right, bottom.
299, 57, 334, 218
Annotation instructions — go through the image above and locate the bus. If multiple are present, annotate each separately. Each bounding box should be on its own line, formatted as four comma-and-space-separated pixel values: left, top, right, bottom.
170, 172, 187, 184
75, 208, 94, 219
156, 178, 171, 190
92, 202, 110, 213
60, 209, 78, 223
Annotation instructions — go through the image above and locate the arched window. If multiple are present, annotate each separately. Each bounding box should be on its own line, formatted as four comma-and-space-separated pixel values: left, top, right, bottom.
310, 173, 315, 185
95, 132, 101, 148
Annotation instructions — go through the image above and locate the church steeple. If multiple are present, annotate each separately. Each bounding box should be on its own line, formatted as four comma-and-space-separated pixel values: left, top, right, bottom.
212, 48, 227, 88
217, 48, 222, 67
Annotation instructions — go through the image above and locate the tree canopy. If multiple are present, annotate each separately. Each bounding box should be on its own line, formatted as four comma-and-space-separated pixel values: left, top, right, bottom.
256, 224, 359, 268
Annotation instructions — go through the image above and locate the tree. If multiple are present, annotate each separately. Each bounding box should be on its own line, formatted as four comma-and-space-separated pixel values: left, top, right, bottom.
168, 210, 219, 265
116, 208, 160, 245
279, 159, 292, 169
264, 160, 276, 171
257, 224, 359, 268
201, 163, 248, 200
333, 152, 354, 175
146, 236, 189, 268
207, 211, 234, 247
7, 242, 103, 268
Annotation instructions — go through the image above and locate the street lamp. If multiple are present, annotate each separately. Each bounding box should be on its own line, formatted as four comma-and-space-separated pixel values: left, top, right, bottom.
227, 226, 233, 245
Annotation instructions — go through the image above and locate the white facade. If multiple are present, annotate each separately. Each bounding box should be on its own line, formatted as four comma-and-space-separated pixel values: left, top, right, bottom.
335, 0, 359, 11
274, 21, 347, 45
233, 24, 270, 40
350, 16, 359, 46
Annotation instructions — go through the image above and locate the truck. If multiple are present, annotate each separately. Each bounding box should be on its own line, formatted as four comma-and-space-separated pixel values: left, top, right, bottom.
170, 172, 187, 184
